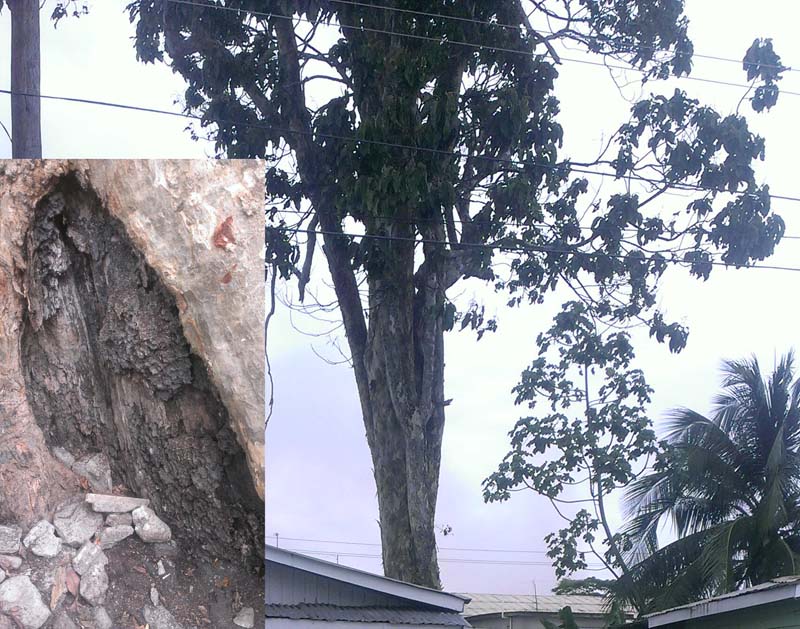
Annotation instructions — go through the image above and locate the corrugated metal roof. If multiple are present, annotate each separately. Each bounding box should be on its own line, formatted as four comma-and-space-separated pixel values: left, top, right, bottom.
461, 593, 608, 617
645, 575, 800, 621
266, 603, 471, 626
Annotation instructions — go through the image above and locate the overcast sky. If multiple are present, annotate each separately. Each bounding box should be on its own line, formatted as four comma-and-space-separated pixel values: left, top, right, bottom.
3, 0, 800, 598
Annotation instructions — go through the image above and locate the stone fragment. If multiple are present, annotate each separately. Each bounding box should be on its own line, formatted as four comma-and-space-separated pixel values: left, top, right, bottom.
51, 612, 78, 629
105, 513, 133, 527
132, 507, 172, 543
51, 447, 76, 469
22, 521, 62, 558
93, 607, 113, 629
79, 560, 108, 606
233, 607, 255, 628
97, 525, 134, 549
157, 559, 166, 576
0, 576, 51, 629
143, 605, 185, 629
72, 543, 107, 576
53, 500, 103, 547
72, 454, 112, 493
150, 585, 160, 606
0, 526, 21, 555
0, 556, 21, 572
86, 494, 149, 513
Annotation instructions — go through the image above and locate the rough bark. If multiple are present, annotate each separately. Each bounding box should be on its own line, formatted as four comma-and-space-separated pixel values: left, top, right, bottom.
274, 13, 453, 587
0, 160, 264, 563
8, 0, 41, 158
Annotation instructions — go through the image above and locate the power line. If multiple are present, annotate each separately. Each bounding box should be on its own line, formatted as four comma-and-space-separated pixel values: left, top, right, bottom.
5, 88, 800, 207
277, 535, 552, 554
323, 0, 795, 74
163, 0, 800, 98
284, 547, 605, 568
276, 225, 800, 273
272, 206, 800, 242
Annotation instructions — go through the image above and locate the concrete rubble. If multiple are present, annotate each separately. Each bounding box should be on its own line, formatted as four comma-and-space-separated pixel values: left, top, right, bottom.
0, 527, 21, 555
86, 493, 150, 513
132, 506, 172, 543
23, 521, 62, 558
0, 575, 51, 629
234, 606, 256, 628
53, 500, 103, 547
0, 492, 257, 627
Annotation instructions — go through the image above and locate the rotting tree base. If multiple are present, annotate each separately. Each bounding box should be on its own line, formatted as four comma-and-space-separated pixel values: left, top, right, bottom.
19, 175, 263, 565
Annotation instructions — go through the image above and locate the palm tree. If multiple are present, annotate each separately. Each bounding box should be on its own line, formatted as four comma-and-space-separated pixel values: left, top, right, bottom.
619, 353, 800, 613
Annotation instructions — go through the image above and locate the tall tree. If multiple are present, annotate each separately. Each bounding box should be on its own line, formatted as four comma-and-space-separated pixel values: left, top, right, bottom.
128, 0, 785, 587
4, 0, 41, 157
620, 354, 800, 612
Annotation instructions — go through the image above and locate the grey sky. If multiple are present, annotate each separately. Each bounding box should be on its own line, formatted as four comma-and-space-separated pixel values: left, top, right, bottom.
2, 0, 799, 598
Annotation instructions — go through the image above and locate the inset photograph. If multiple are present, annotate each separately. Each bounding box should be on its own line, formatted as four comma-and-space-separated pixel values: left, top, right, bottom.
0, 160, 264, 628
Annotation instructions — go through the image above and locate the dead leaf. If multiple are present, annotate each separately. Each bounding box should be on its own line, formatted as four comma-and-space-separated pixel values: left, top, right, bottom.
133, 565, 148, 575
51, 565, 67, 610
65, 567, 80, 598
219, 575, 230, 589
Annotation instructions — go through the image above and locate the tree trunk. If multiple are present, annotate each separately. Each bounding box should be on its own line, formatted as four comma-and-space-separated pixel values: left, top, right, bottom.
336, 234, 447, 589
8, 0, 41, 158
0, 160, 264, 563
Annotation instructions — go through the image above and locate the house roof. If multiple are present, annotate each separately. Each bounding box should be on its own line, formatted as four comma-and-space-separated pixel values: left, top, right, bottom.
266, 603, 470, 626
461, 593, 609, 617
645, 576, 800, 627
267, 545, 470, 613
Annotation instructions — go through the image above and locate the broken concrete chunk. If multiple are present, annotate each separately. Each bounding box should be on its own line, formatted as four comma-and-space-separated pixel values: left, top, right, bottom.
72, 543, 107, 577
143, 604, 185, 629
93, 607, 113, 629
72, 454, 112, 493
86, 493, 149, 513
0, 526, 21, 555
233, 606, 255, 628
53, 500, 103, 547
0, 556, 21, 572
97, 525, 134, 549
22, 521, 62, 558
132, 507, 172, 543
79, 559, 108, 606
0, 575, 51, 629
105, 512, 133, 527
150, 585, 160, 606
51, 447, 76, 469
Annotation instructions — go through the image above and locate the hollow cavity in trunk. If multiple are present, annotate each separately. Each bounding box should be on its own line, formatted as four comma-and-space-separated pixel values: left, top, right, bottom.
20, 176, 263, 564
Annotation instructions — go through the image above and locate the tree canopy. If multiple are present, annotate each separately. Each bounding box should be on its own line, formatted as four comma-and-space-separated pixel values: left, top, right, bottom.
128, 0, 785, 587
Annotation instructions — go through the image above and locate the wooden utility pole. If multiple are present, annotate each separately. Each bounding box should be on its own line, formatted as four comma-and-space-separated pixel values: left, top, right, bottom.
8, 0, 41, 158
